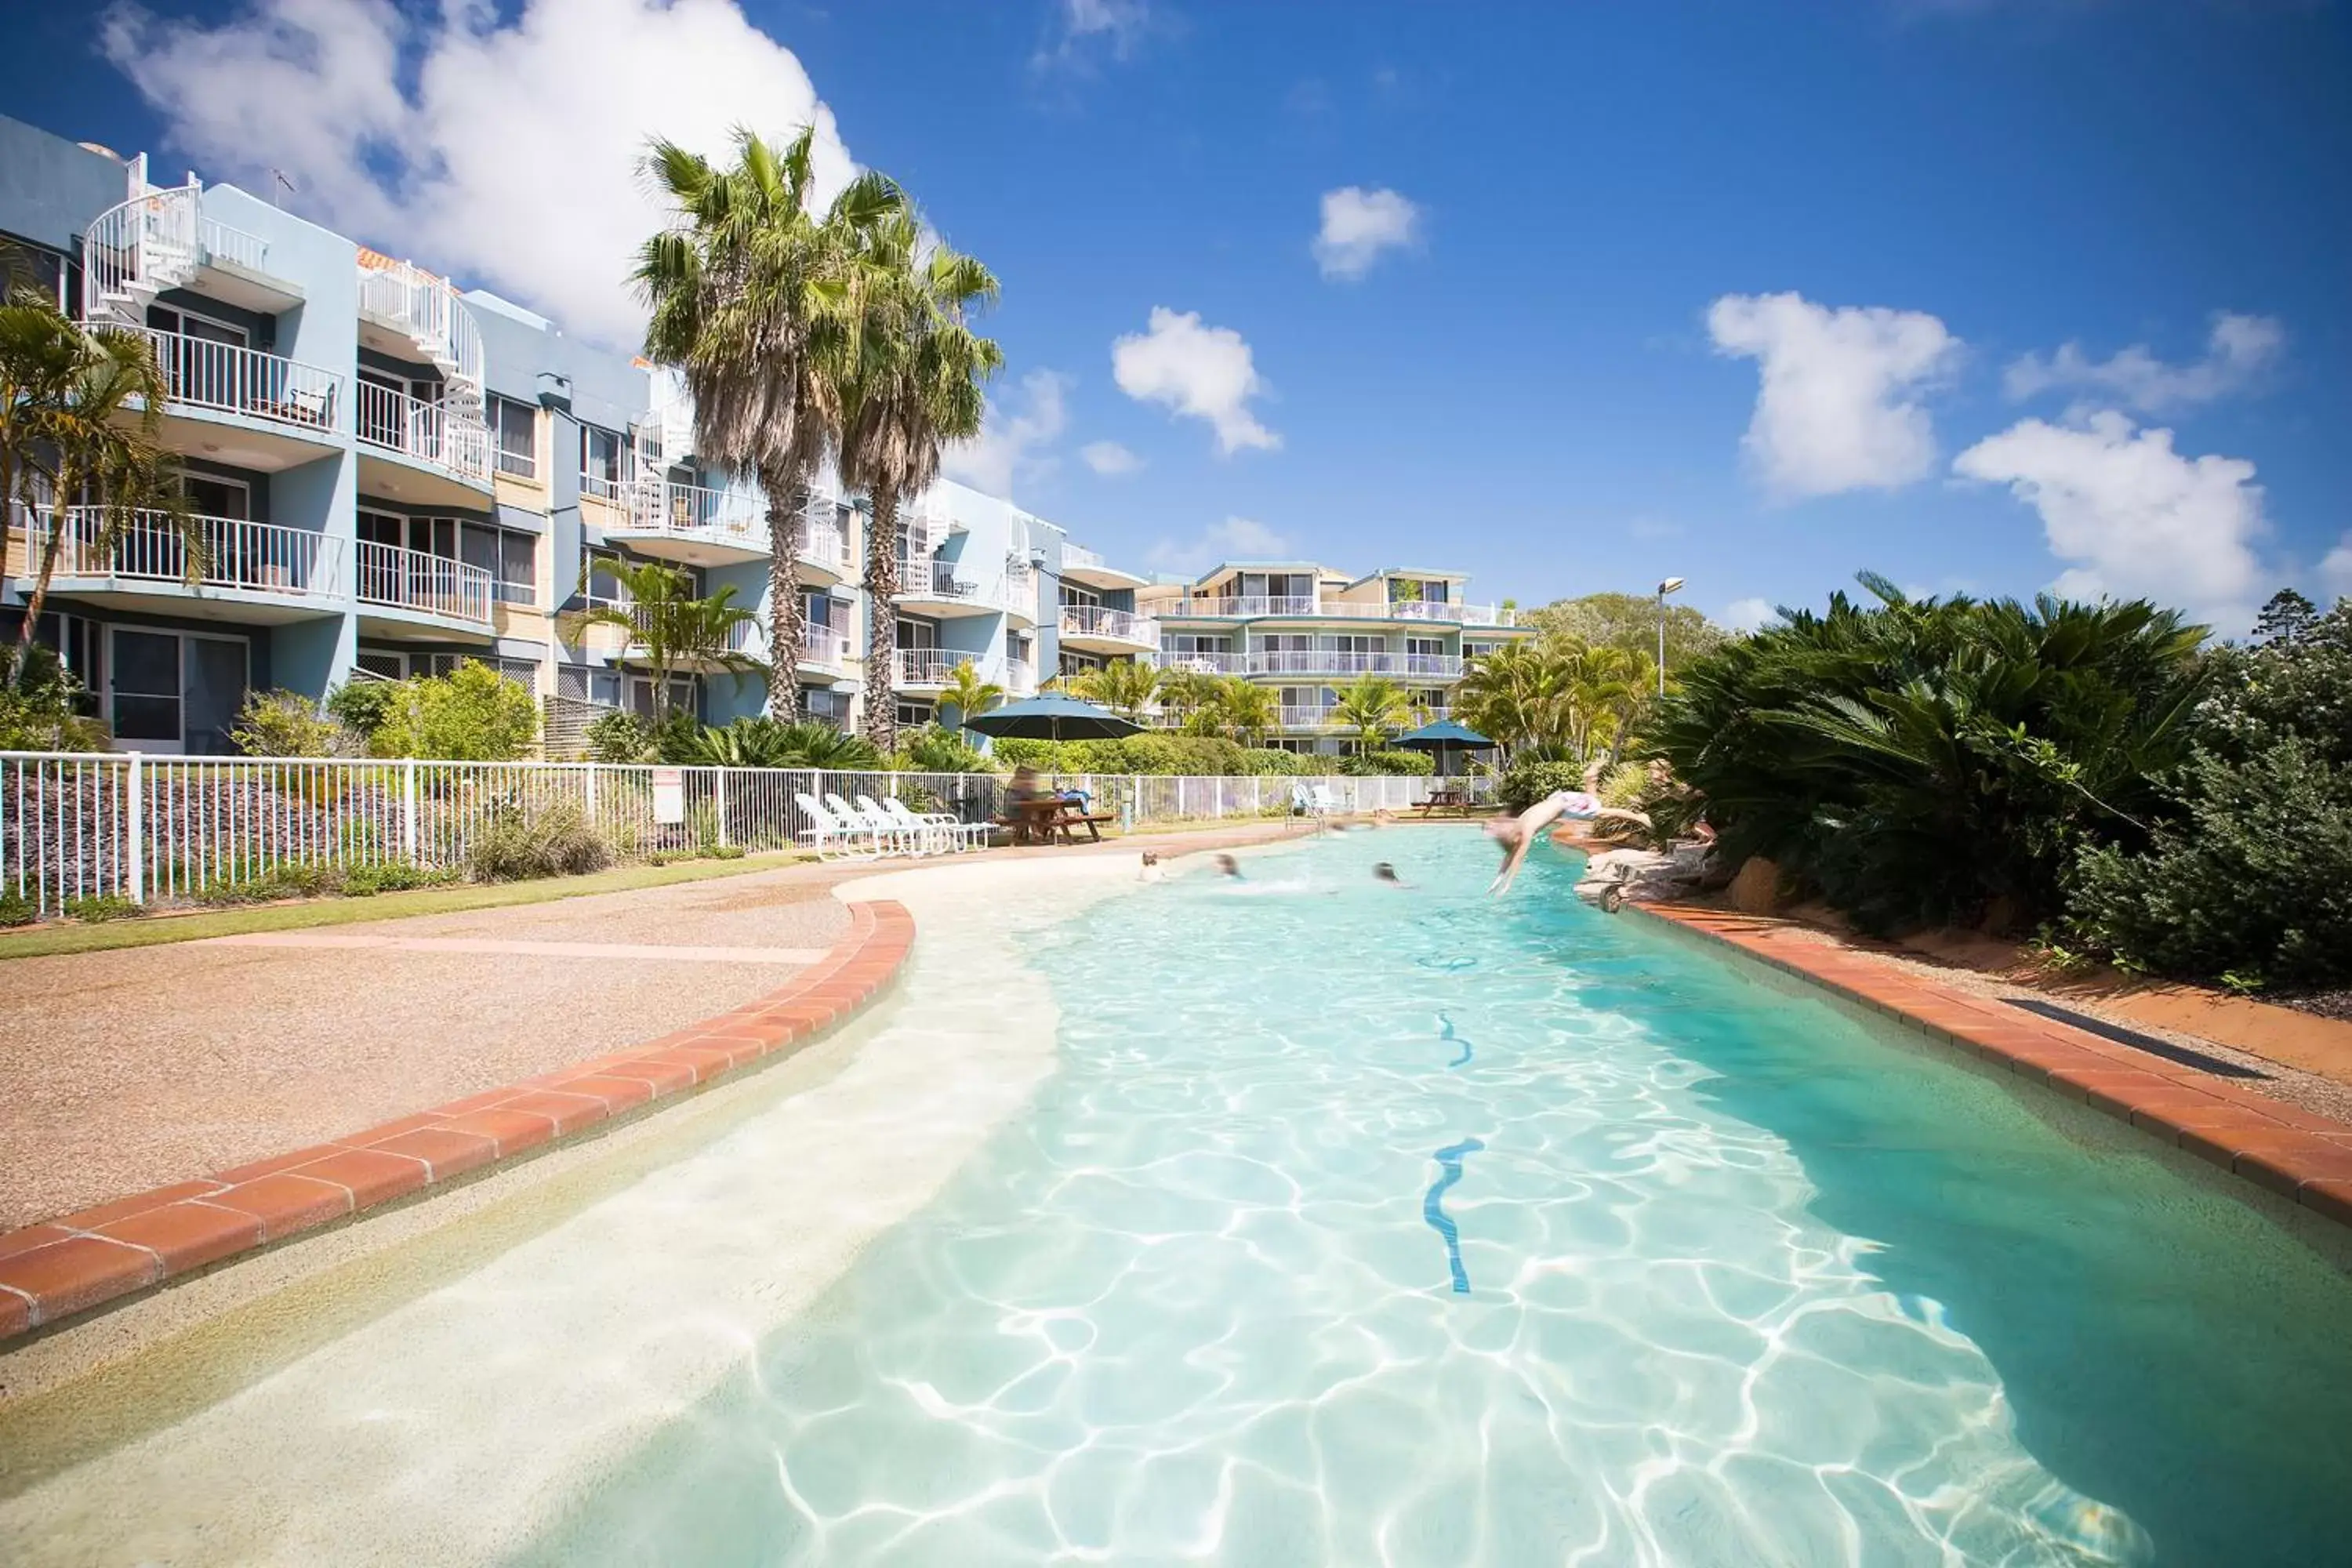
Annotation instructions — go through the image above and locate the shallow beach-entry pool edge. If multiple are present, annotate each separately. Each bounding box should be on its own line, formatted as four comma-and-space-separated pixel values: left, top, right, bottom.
1634, 900, 2352, 1240
0, 898, 919, 1345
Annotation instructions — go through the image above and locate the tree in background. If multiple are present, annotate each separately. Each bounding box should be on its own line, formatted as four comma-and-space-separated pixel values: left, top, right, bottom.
1070, 657, 1159, 720
637, 128, 899, 720
568, 558, 762, 721
1330, 673, 1414, 753
938, 659, 1005, 731
1206, 677, 1278, 746
826, 201, 1003, 754
1523, 591, 1730, 673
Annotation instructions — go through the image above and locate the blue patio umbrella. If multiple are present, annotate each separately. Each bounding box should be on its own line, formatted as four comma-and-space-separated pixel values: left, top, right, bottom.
1392, 717, 1497, 777
962, 692, 1144, 742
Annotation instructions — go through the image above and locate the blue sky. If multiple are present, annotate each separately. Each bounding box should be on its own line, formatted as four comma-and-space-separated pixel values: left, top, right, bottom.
8, 0, 2349, 630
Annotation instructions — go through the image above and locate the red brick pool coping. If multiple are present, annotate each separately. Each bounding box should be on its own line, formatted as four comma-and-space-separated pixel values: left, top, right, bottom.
1638, 902, 2352, 1233
0, 898, 915, 1343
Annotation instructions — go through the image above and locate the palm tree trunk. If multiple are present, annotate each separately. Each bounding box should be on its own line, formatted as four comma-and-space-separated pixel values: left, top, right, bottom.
760, 469, 808, 722
16, 463, 74, 663
861, 485, 902, 753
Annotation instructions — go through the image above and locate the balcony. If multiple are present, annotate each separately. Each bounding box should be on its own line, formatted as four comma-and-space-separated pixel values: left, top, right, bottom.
1160, 595, 1322, 619
1006, 657, 1036, 696
1059, 603, 1160, 655
355, 254, 485, 388
892, 648, 959, 690
895, 563, 1004, 618
607, 479, 767, 567
1156, 595, 1514, 627
132, 328, 344, 470
1152, 650, 1247, 677
1383, 599, 1515, 626
1244, 650, 1464, 680
1060, 541, 1149, 593
797, 510, 855, 588
356, 383, 491, 506
1278, 706, 1342, 731
1002, 561, 1039, 625
13, 506, 340, 625
80, 180, 305, 331
799, 626, 855, 682
355, 539, 493, 639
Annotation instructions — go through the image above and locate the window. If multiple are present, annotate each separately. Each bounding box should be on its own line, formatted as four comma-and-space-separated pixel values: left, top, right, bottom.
1004, 630, 1032, 663
1060, 584, 1102, 611
461, 521, 537, 605
492, 397, 538, 479
581, 426, 625, 500
1406, 637, 1446, 657
107, 628, 248, 753
896, 619, 940, 652
895, 699, 934, 728
1058, 650, 1105, 677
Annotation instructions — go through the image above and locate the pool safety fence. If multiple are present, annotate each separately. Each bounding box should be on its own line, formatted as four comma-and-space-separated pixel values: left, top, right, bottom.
0, 753, 1489, 913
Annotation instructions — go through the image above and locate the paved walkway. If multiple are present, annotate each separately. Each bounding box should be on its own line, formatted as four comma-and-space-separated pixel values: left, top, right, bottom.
0, 822, 1312, 1230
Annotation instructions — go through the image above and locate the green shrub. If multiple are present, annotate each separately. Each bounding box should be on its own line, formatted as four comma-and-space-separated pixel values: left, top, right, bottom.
895, 723, 990, 774
370, 663, 539, 760
1238, 748, 1312, 776
1338, 749, 1434, 777
61, 893, 141, 923
0, 890, 38, 927
0, 644, 108, 750
467, 802, 614, 882
706, 843, 747, 860
585, 710, 658, 764
326, 678, 400, 739
230, 688, 347, 757
678, 716, 882, 769
341, 862, 455, 896
1498, 759, 1587, 814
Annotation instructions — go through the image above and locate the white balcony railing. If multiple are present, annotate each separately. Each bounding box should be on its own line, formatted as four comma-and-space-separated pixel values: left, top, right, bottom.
1158, 595, 1513, 626
18, 507, 339, 598
1386, 599, 1514, 626
355, 256, 485, 389
800, 627, 854, 670
1164, 595, 1322, 619
1060, 604, 1160, 644
79, 180, 274, 329
893, 648, 958, 687
900, 564, 995, 607
136, 328, 343, 434
800, 517, 854, 574
355, 539, 492, 624
357, 383, 490, 485
1062, 543, 1105, 572
625, 479, 764, 546
1279, 706, 1341, 730
1006, 658, 1036, 695
1247, 650, 1465, 679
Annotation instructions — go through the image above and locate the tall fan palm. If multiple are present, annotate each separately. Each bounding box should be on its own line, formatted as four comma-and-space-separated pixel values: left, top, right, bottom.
570, 558, 763, 721
635, 127, 899, 720
9, 311, 194, 669
826, 205, 1004, 753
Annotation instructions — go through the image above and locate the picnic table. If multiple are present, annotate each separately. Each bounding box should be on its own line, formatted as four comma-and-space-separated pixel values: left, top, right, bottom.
995, 795, 1112, 845
1416, 785, 1475, 818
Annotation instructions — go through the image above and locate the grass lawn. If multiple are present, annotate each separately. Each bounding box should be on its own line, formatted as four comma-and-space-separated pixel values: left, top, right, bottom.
0, 852, 814, 960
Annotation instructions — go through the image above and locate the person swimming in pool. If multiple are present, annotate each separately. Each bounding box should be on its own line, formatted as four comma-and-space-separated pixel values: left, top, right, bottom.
1374, 861, 1408, 887
1213, 853, 1243, 880
1486, 789, 1647, 895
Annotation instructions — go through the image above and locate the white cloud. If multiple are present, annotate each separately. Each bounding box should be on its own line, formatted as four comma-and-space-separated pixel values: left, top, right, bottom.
1112, 307, 1280, 456
1953, 410, 2267, 630
2005, 312, 2285, 415
1708, 292, 1961, 500
1079, 440, 1142, 477
1721, 597, 1778, 633
1035, 0, 1151, 71
939, 369, 1069, 499
2321, 535, 2352, 604
1145, 516, 1290, 575
1313, 186, 1420, 281
101, 0, 857, 348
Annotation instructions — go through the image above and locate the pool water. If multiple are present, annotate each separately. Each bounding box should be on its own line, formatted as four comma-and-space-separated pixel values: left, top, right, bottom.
522, 829, 2352, 1566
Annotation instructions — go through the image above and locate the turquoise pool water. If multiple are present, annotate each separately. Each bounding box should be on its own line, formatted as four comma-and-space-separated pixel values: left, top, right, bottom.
521, 830, 2352, 1566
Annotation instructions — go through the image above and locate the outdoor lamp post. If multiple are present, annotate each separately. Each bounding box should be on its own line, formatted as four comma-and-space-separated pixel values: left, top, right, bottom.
1655, 576, 1685, 696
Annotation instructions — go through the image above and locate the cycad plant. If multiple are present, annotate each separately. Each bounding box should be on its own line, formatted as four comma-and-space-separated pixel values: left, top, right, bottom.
825, 204, 1003, 753
570, 557, 763, 721
938, 658, 1004, 731
636, 128, 899, 720
1330, 673, 1414, 753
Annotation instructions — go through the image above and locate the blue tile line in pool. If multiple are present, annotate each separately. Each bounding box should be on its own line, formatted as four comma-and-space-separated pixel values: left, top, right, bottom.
1424, 1138, 1486, 1294
1437, 1010, 1473, 1068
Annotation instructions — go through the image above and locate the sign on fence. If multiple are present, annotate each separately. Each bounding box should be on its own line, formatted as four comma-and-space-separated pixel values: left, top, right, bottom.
651, 767, 685, 826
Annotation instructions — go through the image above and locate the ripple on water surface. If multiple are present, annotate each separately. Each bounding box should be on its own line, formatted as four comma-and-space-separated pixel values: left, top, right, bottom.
521, 831, 2352, 1567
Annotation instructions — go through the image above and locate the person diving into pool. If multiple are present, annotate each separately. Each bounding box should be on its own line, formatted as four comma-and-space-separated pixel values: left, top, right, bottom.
1484, 789, 1649, 895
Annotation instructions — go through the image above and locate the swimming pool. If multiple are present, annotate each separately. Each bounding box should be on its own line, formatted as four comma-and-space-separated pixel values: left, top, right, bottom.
507, 829, 2352, 1566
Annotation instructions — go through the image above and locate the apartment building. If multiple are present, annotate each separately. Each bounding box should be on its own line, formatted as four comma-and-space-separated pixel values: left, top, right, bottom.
1136, 563, 1533, 751
0, 114, 1131, 753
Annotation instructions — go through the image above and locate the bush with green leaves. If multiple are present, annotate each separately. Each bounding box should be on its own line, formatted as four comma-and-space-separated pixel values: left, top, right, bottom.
61, 893, 140, 922
1238, 748, 1312, 776
0, 643, 108, 751
584, 710, 659, 764
325, 678, 400, 740
991, 733, 1308, 777
1336, 749, 1435, 777
677, 716, 880, 769
0, 890, 38, 927
1650, 574, 2208, 934
894, 723, 990, 774
368, 663, 540, 760
1497, 759, 1588, 814
2065, 592, 2352, 989
230, 688, 349, 757
467, 800, 614, 882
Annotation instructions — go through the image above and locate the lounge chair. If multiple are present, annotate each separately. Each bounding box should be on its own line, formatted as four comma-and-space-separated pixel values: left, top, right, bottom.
795, 792, 877, 861
880, 795, 988, 853
829, 792, 922, 857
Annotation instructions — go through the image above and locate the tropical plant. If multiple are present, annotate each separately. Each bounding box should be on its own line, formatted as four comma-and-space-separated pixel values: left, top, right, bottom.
938, 659, 1005, 731
4, 299, 199, 669
468, 801, 613, 882
567, 557, 761, 720
0, 642, 106, 749
895, 722, 991, 773
1330, 674, 1414, 753
1153, 665, 1218, 728
1497, 758, 1588, 815
368, 662, 543, 760
1070, 657, 1159, 720
1335, 748, 1434, 776
826, 201, 1003, 753
584, 709, 659, 763
1454, 637, 1650, 762
1651, 574, 2209, 933
681, 714, 883, 769
1203, 677, 1278, 746
230, 689, 348, 757
325, 677, 399, 740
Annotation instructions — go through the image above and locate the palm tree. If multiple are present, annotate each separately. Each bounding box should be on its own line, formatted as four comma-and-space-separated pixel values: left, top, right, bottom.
1330, 673, 1414, 753
1076, 656, 1159, 720
824, 204, 1004, 753
938, 658, 1004, 731
1454, 640, 1570, 754
1207, 677, 1278, 746
570, 557, 762, 721
5, 297, 197, 673
636, 128, 899, 721
1155, 665, 1216, 728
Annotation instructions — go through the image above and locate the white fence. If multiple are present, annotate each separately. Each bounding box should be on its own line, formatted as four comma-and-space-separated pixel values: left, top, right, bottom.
0, 753, 1482, 913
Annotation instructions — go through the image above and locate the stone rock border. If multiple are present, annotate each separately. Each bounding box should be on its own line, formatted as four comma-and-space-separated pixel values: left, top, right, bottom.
0, 900, 916, 1342
1638, 902, 2352, 1232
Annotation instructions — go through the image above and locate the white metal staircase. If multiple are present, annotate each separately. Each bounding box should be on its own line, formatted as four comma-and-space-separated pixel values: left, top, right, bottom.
356, 254, 489, 474
79, 162, 199, 329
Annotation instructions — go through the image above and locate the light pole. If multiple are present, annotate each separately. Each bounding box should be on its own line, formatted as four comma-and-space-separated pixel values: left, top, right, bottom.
1655, 576, 1685, 696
